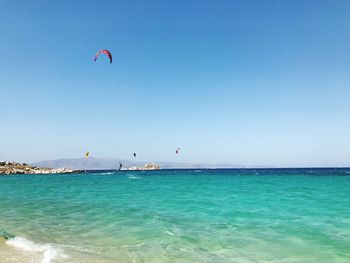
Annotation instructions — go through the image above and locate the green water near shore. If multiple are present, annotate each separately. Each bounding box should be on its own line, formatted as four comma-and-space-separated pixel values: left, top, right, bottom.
0, 169, 349, 262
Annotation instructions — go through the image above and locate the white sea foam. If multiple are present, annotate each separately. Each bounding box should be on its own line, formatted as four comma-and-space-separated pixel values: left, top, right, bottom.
6, 236, 67, 263
164, 229, 176, 236
128, 175, 142, 180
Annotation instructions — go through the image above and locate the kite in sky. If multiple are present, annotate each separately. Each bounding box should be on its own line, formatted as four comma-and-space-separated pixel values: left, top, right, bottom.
94, 49, 112, 64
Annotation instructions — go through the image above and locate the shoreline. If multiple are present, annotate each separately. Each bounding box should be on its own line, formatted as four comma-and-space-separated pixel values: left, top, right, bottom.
0, 161, 78, 175
2, 160, 350, 176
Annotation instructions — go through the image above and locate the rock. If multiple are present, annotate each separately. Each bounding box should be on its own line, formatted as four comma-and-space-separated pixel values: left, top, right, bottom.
0, 161, 80, 175
124, 163, 160, 171
0, 231, 15, 240
143, 163, 160, 170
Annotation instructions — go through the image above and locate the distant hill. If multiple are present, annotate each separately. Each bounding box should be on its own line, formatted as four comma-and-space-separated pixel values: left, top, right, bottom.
32, 158, 239, 170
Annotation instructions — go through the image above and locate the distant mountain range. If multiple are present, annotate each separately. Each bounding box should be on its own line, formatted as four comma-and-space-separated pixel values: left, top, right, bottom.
32, 157, 239, 170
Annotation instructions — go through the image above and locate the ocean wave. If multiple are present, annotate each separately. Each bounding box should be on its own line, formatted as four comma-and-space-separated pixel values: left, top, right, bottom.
128, 175, 142, 180
164, 229, 176, 236
6, 236, 67, 263
97, 172, 116, 175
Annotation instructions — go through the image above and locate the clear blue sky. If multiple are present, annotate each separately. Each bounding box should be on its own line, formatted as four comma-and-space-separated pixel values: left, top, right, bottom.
1, 0, 349, 166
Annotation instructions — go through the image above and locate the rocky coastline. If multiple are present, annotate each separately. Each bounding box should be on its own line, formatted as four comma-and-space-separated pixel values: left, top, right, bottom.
124, 163, 160, 171
0, 161, 78, 175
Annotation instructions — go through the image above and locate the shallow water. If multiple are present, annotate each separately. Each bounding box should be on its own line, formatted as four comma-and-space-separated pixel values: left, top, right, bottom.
0, 169, 349, 262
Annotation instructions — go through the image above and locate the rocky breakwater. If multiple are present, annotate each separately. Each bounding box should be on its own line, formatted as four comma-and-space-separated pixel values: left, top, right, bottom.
125, 163, 160, 171
0, 161, 78, 175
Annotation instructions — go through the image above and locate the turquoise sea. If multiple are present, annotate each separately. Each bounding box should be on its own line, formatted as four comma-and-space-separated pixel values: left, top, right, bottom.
0, 169, 350, 263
